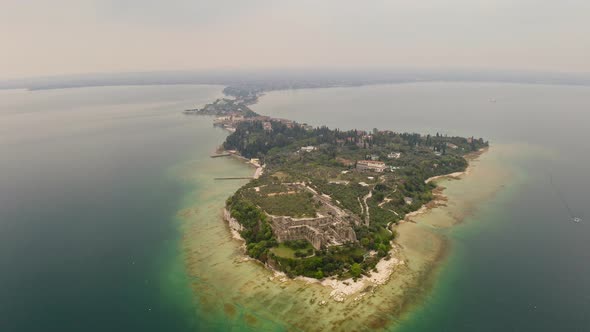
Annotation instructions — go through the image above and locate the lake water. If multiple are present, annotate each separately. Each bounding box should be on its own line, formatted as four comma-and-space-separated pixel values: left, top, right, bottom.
2, 82, 589, 331
254, 83, 590, 331
0, 85, 228, 331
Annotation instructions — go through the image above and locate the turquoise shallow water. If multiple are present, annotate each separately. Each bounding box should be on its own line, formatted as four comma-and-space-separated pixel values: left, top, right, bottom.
0, 85, 228, 331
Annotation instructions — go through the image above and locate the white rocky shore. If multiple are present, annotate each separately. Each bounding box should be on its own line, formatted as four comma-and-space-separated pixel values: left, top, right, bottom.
267, 244, 405, 303
223, 208, 246, 242
425, 170, 466, 184
320, 250, 403, 302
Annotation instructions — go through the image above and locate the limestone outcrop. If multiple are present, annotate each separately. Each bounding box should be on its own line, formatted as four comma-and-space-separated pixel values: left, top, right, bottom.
223, 208, 244, 232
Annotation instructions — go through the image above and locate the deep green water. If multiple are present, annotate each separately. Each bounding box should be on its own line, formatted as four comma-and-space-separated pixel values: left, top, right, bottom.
0, 85, 227, 331
254, 83, 590, 331
2, 82, 589, 331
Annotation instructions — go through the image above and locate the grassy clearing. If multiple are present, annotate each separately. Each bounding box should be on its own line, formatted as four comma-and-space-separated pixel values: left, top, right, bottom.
271, 241, 315, 259
271, 244, 297, 259
258, 192, 316, 217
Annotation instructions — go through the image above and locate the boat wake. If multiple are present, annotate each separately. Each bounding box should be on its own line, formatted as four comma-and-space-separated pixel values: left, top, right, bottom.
548, 173, 583, 223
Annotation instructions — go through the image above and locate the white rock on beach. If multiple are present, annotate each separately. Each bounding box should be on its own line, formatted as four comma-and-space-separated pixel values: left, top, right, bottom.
318, 249, 402, 302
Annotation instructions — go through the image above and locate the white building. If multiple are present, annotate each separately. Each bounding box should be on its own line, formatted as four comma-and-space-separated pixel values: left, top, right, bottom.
446, 143, 459, 149
299, 146, 317, 152
356, 160, 387, 172
387, 152, 402, 159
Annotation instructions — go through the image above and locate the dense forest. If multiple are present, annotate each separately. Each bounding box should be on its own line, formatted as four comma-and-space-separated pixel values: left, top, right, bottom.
224, 121, 486, 161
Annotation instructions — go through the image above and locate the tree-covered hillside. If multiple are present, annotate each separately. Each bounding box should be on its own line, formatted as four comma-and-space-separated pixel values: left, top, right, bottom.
224, 120, 488, 279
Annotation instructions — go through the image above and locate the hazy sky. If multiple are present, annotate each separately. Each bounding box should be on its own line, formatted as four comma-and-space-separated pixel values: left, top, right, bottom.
2, 0, 589, 79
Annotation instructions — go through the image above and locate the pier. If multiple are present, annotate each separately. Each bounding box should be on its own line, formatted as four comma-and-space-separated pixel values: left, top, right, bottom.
214, 177, 254, 180
210, 153, 232, 158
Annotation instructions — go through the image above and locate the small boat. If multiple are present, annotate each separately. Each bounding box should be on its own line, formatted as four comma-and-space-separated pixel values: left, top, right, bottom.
573, 217, 582, 223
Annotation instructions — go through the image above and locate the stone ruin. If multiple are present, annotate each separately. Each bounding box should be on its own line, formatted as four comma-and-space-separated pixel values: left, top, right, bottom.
269, 215, 357, 250
265, 182, 361, 250
226, 182, 360, 251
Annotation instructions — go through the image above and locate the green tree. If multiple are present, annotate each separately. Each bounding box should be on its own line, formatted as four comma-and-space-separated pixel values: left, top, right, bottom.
350, 263, 362, 278
314, 270, 324, 279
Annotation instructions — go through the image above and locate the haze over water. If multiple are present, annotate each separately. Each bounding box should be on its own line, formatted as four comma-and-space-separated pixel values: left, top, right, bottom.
1, 82, 589, 331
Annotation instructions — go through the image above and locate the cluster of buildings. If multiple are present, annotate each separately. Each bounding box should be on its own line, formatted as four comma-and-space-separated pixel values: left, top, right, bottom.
185, 97, 250, 116
296, 149, 399, 173
355, 151, 402, 172
189, 95, 306, 134
213, 113, 297, 133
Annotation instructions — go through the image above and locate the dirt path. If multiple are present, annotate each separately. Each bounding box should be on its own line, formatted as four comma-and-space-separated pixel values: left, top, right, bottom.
362, 190, 372, 226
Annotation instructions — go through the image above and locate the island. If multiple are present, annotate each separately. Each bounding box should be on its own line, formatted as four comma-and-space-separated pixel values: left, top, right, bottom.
187, 90, 488, 282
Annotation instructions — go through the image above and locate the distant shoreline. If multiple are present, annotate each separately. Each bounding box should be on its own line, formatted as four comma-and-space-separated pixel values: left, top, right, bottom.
4, 68, 590, 92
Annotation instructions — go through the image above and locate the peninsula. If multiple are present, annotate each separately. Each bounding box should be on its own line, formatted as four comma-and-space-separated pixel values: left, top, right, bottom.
187, 90, 488, 281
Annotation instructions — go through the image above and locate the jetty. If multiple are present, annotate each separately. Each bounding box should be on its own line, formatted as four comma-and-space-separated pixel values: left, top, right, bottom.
214, 177, 254, 180
210, 153, 232, 158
